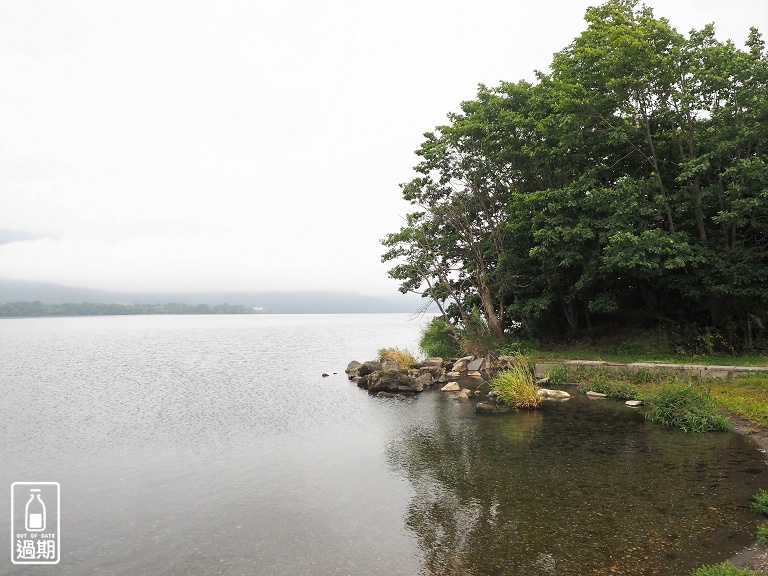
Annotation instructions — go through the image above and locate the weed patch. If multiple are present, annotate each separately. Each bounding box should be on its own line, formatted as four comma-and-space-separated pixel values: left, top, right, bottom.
645, 384, 733, 433
491, 355, 541, 409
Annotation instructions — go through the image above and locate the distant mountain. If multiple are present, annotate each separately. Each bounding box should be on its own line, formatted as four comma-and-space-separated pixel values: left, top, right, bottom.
0, 279, 429, 314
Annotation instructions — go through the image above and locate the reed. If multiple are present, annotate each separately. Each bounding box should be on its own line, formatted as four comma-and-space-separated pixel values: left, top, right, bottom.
491, 355, 541, 409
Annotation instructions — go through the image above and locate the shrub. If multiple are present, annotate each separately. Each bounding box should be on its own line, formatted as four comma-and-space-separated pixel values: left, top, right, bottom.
419, 317, 461, 359
758, 523, 768, 545
645, 384, 733, 433
691, 562, 757, 576
491, 355, 541, 409
378, 347, 417, 370
752, 488, 768, 516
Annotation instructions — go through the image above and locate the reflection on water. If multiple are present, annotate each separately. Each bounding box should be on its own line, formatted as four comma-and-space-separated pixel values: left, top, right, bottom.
387, 386, 766, 576
0, 315, 765, 575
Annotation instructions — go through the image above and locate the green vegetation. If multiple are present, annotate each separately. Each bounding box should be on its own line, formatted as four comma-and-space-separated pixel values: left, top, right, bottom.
645, 385, 733, 433
490, 355, 541, 409
546, 363, 570, 385
0, 301, 255, 317
418, 317, 461, 358
378, 347, 418, 370
753, 489, 768, 517
758, 523, 768, 545
690, 562, 758, 576
707, 374, 768, 427
581, 380, 641, 401
383, 0, 768, 354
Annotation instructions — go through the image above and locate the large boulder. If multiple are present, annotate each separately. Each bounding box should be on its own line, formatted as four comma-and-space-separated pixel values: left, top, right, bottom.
345, 360, 362, 379
441, 382, 460, 392
381, 359, 401, 372
467, 357, 486, 372
415, 372, 434, 389
367, 370, 423, 393
451, 356, 475, 373
358, 361, 382, 377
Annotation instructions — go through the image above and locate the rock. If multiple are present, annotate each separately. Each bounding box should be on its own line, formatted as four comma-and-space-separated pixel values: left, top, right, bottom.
359, 361, 382, 377
451, 355, 474, 373
467, 371, 483, 378
376, 391, 395, 398
538, 388, 571, 399
586, 391, 607, 398
381, 359, 401, 372
351, 376, 363, 385
424, 357, 444, 368
446, 371, 461, 380
476, 402, 496, 414
345, 360, 362, 379
321, 373, 329, 377
536, 377, 551, 386
441, 382, 460, 392
467, 357, 486, 372
474, 389, 482, 396
415, 373, 434, 388
368, 370, 422, 393
488, 390, 500, 400
625, 400, 643, 407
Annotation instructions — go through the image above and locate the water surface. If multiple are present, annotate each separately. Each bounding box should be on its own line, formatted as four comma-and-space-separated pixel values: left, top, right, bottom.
0, 314, 765, 575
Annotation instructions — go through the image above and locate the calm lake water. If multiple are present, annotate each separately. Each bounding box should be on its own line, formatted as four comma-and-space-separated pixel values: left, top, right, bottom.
0, 314, 766, 575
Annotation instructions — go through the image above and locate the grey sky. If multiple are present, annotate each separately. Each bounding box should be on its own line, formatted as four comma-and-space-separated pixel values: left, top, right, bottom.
1, 1, 766, 295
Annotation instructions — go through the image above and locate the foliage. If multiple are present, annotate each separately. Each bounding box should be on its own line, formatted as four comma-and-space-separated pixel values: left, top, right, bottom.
378, 347, 418, 370
459, 309, 499, 358
382, 0, 768, 351
758, 523, 768, 545
490, 355, 541, 409
546, 364, 570, 385
0, 301, 255, 317
419, 317, 462, 359
581, 380, 641, 401
752, 488, 768, 516
690, 562, 758, 576
645, 384, 733, 432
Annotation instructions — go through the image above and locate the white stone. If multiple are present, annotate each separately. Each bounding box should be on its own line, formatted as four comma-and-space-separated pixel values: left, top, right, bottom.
537, 388, 571, 399
441, 382, 460, 392
586, 391, 607, 398
625, 400, 643, 407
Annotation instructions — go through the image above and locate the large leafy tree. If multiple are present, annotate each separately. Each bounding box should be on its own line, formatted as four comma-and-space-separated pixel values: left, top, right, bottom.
383, 0, 768, 349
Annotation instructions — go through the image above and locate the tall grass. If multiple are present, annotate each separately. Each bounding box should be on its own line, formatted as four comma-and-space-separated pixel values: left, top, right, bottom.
419, 317, 461, 359
645, 384, 733, 433
491, 355, 541, 409
378, 347, 417, 370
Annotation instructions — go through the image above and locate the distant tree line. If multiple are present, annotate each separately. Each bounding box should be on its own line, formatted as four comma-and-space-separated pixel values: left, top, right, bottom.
0, 301, 257, 317
382, 0, 768, 351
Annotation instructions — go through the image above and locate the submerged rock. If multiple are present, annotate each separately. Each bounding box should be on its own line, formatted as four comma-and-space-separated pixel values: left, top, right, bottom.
476, 402, 497, 414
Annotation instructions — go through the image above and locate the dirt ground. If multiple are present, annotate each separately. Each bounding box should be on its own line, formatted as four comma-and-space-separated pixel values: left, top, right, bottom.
727, 417, 768, 574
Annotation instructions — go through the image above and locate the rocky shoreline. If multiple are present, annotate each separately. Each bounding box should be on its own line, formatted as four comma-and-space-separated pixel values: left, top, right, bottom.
346, 354, 768, 574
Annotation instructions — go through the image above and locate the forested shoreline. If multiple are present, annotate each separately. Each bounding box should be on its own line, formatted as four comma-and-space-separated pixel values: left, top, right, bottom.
0, 301, 256, 318
383, 0, 768, 353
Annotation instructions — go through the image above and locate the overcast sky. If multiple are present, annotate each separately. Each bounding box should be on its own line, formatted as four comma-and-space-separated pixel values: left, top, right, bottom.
1, 1, 766, 295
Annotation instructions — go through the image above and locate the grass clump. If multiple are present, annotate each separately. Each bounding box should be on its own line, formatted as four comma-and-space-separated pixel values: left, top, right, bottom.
691, 562, 759, 576
547, 363, 570, 384
581, 381, 641, 400
645, 384, 733, 433
490, 355, 541, 409
378, 347, 417, 370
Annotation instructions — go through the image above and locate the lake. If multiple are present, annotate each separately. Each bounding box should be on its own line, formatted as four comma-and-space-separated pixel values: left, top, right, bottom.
0, 314, 765, 575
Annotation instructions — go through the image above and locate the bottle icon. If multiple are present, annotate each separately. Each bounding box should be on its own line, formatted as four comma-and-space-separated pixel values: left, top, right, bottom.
25, 489, 46, 532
